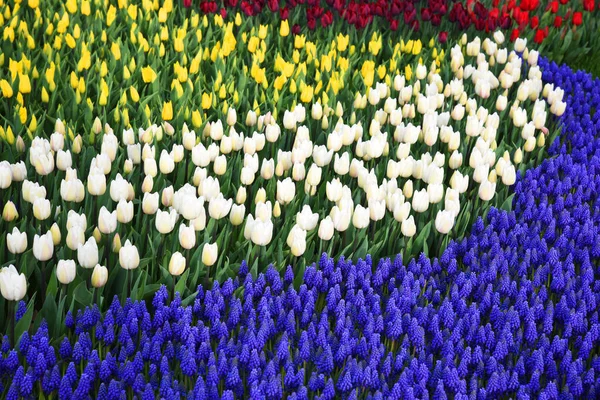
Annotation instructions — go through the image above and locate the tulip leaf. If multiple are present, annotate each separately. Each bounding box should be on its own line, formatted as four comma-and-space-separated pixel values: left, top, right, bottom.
14, 293, 36, 348
500, 194, 515, 212
73, 282, 93, 307
413, 221, 432, 257
40, 293, 58, 336
175, 269, 190, 296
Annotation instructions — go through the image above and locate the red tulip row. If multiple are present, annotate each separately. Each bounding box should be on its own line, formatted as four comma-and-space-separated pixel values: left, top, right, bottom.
181, 0, 596, 44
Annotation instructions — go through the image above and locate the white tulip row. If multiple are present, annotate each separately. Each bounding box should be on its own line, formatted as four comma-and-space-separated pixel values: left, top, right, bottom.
0, 35, 564, 288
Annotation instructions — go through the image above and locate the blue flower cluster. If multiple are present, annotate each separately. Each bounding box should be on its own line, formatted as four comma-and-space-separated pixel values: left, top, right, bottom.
1, 58, 600, 399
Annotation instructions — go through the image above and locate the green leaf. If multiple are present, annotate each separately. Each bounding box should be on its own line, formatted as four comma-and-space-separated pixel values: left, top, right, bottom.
175, 269, 190, 296
14, 293, 36, 347
500, 193, 515, 212
73, 282, 93, 307
413, 221, 432, 257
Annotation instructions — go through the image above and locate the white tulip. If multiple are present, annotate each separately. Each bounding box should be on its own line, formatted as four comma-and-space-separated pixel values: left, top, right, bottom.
261, 159, 275, 180
478, 179, 496, 201
502, 164, 516, 186
98, 207, 117, 234
117, 199, 134, 224
10, 161, 26, 182
283, 110, 297, 130
169, 252, 186, 276
412, 189, 429, 213
33, 198, 51, 221
229, 204, 245, 226
66, 226, 85, 251
352, 205, 370, 229
202, 243, 218, 266
156, 209, 178, 234
401, 216, 416, 237
91, 264, 108, 288
318, 217, 334, 241
435, 210, 456, 234
77, 237, 99, 268
0, 265, 27, 301
296, 205, 319, 231
226, 107, 237, 127
142, 192, 159, 215
326, 179, 343, 202
334, 153, 350, 176
119, 240, 140, 270
208, 194, 233, 220
57, 260, 77, 285
286, 225, 307, 257
7, 227, 27, 254
276, 178, 295, 205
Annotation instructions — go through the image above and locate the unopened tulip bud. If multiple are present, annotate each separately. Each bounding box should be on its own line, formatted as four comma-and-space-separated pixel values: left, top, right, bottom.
255, 188, 267, 204
273, 201, 281, 218
2, 201, 18, 221
93, 117, 103, 134
50, 223, 61, 245
93, 227, 102, 243
202, 242, 218, 266
403, 180, 413, 199
229, 204, 245, 226
91, 264, 108, 288
72, 135, 83, 154
78, 237, 99, 268
112, 233, 122, 253
16, 136, 25, 153
162, 185, 174, 207
513, 148, 523, 164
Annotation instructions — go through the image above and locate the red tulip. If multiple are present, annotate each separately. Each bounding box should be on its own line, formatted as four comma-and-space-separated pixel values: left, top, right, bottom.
438, 31, 448, 43
549, 0, 559, 12
553, 15, 563, 27
534, 29, 545, 44
530, 15, 539, 29
183, 0, 191, 7
573, 11, 583, 25
510, 28, 520, 41
584, 0, 595, 10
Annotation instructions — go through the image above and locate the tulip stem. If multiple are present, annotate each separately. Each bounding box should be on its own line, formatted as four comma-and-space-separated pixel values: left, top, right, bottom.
41, 261, 47, 302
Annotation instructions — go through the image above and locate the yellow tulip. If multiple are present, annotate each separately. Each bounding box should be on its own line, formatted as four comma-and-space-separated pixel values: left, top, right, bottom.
41, 87, 49, 103
28, 0, 39, 9
19, 106, 27, 124
201, 92, 212, 109
162, 102, 173, 121
18, 74, 31, 94
280, 20, 289, 37
141, 66, 157, 83
130, 86, 139, 102
0, 79, 13, 98
81, 0, 90, 15
191, 110, 202, 128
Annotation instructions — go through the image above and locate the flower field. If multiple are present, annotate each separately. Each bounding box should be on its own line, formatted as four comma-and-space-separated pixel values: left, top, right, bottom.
0, 0, 599, 398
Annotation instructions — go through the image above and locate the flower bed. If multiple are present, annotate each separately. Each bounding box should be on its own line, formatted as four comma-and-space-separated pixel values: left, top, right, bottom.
1, 57, 600, 398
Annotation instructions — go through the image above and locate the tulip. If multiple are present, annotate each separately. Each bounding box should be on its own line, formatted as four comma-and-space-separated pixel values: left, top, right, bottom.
435, 210, 456, 234
50, 223, 61, 245
368, 198, 385, 221
306, 164, 322, 187
98, 207, 118, 234
213, 155, 227, 176
277, 178, 295, 205
208, 193, 233, 220
412, 189, 430, 213
326, 179, 343, 202
10, 162, 26, 182
162, 186, 174, 207
352, 205, 370, 229
478, 179, 496, 201
7, 227, 27, 254
286, 225, 307, 257
202, 242, 218, 266
0, 265, 27, 301
33, 198, 51, 221
296, 205, 319, 231
91, 264, 108, 288
179, 223, 196, 250
56, 260, 76, 285
159, 150, 175, 175
77, 237, 99, 268
261, 159, 275, 180
117, 199, 134, 223
87, 167, 107, 195
56, 150, 73, 171
318, 217, 334, 241
33, 231, 54, 261
156, 209, 178, 234
401, 216, 416, 237
143, 192, 159, 215
0, 162, 12, 189
119, 240, 140, 270
169, 252, 186, 276
283, 110, 296, 130
502, 165, 516, 186
246, 110, 257, 126
2, 201, 18, 222
244, 215, 274, 246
